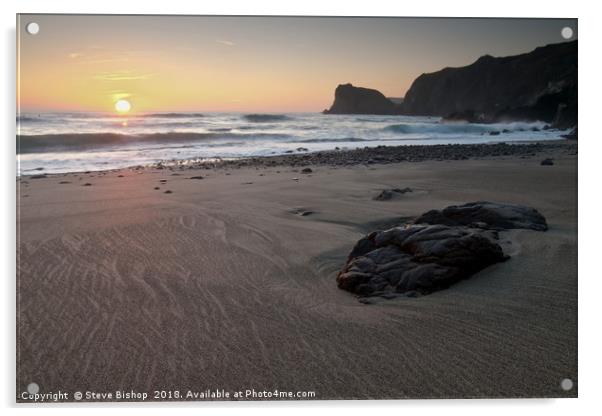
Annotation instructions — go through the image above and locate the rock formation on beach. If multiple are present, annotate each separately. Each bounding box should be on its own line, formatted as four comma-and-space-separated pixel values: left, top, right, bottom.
403, 41, 577, 128
414, 201, 548, 231
337, 202, 548, 299
325, 41, 577, 129
323, 83, 400, 115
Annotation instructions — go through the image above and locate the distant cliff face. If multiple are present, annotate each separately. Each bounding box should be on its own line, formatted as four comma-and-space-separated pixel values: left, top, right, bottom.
402, 41, 577, 128
324, 83, 400, 115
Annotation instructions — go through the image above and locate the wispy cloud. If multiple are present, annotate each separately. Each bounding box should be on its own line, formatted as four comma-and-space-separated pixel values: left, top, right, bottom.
67, 47, 153, 65
216, 39, 235, 47
107, 90, 132, 102
93, 70, 154, 81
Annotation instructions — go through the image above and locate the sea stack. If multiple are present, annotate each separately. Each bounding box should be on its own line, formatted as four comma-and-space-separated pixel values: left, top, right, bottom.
324, 83, 400, 115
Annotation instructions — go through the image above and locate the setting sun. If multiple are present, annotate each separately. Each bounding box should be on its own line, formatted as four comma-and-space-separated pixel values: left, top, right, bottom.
115, 99, 131, 113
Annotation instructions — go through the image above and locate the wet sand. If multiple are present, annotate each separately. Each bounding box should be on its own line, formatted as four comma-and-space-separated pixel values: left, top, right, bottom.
16, 143, 577, 400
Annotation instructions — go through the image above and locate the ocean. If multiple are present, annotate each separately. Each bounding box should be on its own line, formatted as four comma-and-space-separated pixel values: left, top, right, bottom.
16, 112, 569, 175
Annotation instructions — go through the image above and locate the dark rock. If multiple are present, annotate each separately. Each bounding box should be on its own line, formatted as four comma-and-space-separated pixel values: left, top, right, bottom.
117, 175, 124, 178
337, 224, 508, 296
373, 187, 413, 201
58, 181, 70, 184
489, 131, 501, 136
154, 187, 160, 190
402, 41, 577, 130
414, 201, 548, 231
291, 208, 314, 217
337, 201, 548, 298
324, 83, 400, 115
189, 176, 204, 179
164, 190, 172, 194
373, 190, 395, 201
30, 174, 47, 179
82, 183, 92, 186
301, 168, 313, 174
443, 110, 486, 123
541, 158, 554, 166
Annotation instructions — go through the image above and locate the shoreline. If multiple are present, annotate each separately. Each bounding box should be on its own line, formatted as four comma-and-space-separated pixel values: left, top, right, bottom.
17, 138, 577, 399
18, 139, 577, 178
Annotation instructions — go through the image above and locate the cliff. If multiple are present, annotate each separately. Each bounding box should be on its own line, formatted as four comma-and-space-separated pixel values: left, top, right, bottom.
402, 41, 577, 128
324, 41, 577, 129
324, 83, 400, 115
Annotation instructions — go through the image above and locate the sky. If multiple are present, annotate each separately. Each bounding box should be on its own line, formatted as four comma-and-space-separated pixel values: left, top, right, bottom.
17, 15, 577, 113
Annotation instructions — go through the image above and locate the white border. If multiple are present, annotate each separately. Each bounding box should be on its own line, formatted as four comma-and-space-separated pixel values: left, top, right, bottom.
2, 1, 600, 415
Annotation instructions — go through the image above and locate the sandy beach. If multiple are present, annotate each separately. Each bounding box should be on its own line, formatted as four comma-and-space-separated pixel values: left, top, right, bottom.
16, 142, 577, 400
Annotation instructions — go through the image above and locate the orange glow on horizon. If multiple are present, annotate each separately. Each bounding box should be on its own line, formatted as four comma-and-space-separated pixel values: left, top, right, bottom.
17, 15, 577, 114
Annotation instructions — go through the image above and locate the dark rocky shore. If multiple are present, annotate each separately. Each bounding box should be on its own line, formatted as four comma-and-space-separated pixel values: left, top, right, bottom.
163, 141, 577, 171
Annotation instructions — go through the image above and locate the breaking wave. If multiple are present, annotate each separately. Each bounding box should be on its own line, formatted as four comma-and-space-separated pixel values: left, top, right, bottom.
142, 112, 205, 118
243, 114, 292, 122
17, 132, 290, 154
383, 121, 545, 135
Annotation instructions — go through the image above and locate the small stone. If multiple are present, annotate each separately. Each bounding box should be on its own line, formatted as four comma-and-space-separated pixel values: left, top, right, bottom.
373, 190, 394, 201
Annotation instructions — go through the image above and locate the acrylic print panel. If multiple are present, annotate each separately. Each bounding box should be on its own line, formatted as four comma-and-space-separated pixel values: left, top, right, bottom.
16, 14, 577, 403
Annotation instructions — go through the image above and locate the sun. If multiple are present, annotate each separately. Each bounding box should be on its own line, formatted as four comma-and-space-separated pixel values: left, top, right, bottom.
115, 99, 131, 114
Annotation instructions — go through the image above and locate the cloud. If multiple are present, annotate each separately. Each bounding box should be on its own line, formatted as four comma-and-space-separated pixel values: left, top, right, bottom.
81, 58, 130, 65
109, 91, 132, 102
93, 70, 154, 81
69, 47, 152, 65
216, 39, 235, 47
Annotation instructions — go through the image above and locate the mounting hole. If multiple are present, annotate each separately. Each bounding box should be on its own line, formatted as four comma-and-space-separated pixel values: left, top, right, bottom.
560, 378, 574, 391
26, 22, 40, 35
561, 27, 573, 40
27, 382, 39, 394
